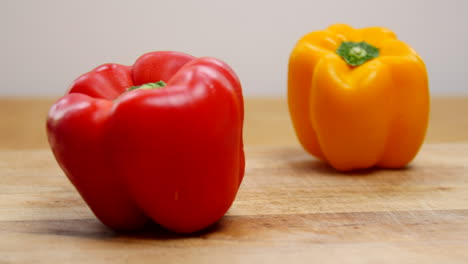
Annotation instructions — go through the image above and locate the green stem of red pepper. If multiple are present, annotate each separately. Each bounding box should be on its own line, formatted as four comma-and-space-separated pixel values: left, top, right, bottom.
128, 81, 167, 91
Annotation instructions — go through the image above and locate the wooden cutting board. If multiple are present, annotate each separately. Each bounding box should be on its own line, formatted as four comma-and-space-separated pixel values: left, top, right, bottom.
1, 144, 467, 263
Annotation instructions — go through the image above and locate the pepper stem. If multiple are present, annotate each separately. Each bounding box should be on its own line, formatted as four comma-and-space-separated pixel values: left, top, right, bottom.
349, 46, 367, 59
128, 80, 167, 91
336, 41, 379, 66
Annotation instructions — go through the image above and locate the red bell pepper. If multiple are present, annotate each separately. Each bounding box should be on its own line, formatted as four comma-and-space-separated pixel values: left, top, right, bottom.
47, 51, 244, 233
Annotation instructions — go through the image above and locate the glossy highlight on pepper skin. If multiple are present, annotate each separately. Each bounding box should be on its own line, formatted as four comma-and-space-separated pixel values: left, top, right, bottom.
47, 51, 244, 233
288, 24, 429, 171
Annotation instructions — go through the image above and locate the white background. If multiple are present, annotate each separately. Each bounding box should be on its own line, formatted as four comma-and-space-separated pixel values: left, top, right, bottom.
1, 0, 467, 96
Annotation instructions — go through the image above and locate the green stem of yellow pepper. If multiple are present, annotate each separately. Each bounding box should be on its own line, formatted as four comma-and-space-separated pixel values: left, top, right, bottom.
337, 41, 379, 66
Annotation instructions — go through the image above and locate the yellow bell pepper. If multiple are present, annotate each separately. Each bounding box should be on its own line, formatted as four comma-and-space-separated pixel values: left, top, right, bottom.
288, 24, 429, 171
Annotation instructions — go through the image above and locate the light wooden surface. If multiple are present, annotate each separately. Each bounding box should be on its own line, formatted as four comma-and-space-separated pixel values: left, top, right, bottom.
0, 97, 468, 263
1, 97, 468, 149
1, 144, 468, 263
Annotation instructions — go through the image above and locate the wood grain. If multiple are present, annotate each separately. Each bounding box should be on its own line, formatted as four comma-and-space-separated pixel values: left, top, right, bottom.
1, 144, 467, 263
1, 97, 468, 149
